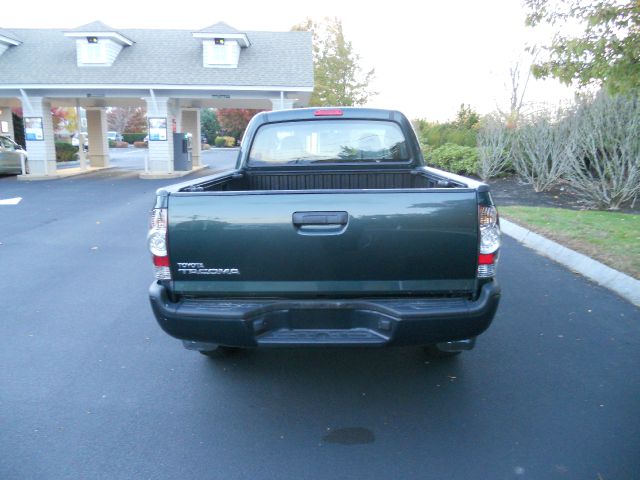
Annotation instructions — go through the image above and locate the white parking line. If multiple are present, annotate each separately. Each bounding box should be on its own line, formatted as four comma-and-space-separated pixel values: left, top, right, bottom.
0, 197, 22, 205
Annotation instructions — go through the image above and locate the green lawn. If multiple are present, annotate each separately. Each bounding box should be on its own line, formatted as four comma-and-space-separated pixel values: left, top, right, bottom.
499, 206, 640, 279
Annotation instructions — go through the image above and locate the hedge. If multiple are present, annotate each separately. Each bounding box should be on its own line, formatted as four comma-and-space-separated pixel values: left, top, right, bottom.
123, 133, 147, 144
426, 143, 479, 176
215, 136, 235, 147
55, 142, 78, 162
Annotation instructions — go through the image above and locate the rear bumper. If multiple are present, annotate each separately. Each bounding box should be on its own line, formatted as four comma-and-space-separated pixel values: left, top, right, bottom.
149, 281, 500, 347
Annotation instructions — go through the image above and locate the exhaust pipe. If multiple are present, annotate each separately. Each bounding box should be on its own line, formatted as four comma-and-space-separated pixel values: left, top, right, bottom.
436, 337, 476, 352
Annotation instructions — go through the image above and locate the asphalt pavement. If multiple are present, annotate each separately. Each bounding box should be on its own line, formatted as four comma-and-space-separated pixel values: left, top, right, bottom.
0, 160, 638, 480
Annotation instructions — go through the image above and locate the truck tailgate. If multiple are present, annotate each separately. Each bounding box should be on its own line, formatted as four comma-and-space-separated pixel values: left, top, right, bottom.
168, 190, 478, 296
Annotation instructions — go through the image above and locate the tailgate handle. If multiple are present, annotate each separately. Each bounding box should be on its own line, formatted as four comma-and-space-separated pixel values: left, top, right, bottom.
293, 211, 348, 226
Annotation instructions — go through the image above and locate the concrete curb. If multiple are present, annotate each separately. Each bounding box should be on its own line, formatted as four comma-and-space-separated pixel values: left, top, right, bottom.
17, 166, 114, 181
501, 218, 640, 307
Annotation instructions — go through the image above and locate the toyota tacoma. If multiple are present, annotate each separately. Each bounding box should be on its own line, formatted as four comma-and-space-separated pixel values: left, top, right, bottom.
147, 108, 501, 358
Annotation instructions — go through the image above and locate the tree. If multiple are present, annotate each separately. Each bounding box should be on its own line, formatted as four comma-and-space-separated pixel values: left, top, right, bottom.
126, 107, 148, 133
107, 107, 147, 133
293, 17, 376, 106
217, 109, 264, 140
497, 54, 538, 128
51, 107, 78, 134
525, 0, 640, 93
201, 109, 220, 144
454, 104, 480, 130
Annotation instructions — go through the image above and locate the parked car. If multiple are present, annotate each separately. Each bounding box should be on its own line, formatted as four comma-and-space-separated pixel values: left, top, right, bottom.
0, 135, 28, 174
71, 132, 89, 150
107, 131, 123, 142
147, 108, 501, 359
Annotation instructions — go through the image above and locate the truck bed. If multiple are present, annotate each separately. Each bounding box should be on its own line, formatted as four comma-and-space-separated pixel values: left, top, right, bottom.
177, 167, 469, 193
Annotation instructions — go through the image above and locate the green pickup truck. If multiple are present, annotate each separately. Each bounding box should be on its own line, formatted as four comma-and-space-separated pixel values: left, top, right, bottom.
148, 108, 501, 358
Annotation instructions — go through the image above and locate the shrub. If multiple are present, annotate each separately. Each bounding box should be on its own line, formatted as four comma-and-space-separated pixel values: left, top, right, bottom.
477, 115, 511, 180
415, 121, 477, 149
133, 141, 147, 148
201, 143, 211, 150
114, 141, 129, 148
215, 136, 235, 147
414, 105, 480, 150
427, 143, 479, 175
566, 93, 640, 210
510, 111, 573, 192
201, 108, 220, 144
122, 133, 147, 144
55, 142, 78, 162
108, 139, 117, 148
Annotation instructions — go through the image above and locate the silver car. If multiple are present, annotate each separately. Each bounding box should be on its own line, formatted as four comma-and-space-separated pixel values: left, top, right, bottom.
0, 135, 28, 174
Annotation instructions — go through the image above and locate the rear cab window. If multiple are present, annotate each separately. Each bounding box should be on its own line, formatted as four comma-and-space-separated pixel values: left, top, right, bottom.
248, 120, 410, 166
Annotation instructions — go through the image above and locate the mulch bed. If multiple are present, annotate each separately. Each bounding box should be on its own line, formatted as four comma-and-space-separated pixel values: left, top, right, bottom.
486, 176, 640, 214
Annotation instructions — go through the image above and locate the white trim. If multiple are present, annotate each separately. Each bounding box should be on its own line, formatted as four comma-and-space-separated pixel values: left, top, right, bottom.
63, 31, 134, 46
192, 32, 250, 47
0, 84, 313, 92
0, 35, 21, 46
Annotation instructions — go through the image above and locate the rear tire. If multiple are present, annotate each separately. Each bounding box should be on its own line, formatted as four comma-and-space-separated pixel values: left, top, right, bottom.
424, 344, 462, 358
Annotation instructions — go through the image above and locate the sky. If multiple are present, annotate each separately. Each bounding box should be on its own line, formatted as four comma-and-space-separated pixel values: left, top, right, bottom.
5, 0, 577, 121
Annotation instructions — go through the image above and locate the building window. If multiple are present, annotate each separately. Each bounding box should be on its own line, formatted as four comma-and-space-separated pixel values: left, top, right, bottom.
204, 40, 240, 67
80, 40, 107, 64
208, 44, 229, 64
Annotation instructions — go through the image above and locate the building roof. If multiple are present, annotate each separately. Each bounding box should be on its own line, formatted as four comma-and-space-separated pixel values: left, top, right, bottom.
63, 21, 135, 45
192, 22, 250, 47
0, 27, 313, 88
0, 28, 21, 44
196, 22, 241, 34
65, 21, 118, 33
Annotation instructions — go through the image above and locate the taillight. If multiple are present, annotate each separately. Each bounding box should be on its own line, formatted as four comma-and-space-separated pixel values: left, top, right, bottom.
148, 208, 171, 280
314, 109, 343, 116
478, 205, 500, 278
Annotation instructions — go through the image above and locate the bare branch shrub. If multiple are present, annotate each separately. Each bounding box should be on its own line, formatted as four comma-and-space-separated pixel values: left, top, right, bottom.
477, 115, 511, 181
566, 93, 640, 210
510, 108, 574, 192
